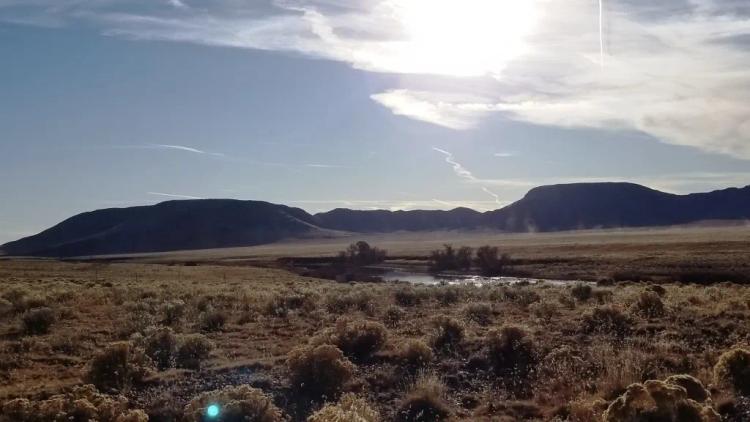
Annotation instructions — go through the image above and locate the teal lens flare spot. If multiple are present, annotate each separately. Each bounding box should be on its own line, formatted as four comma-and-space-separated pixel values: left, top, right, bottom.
206, 404, 220, 418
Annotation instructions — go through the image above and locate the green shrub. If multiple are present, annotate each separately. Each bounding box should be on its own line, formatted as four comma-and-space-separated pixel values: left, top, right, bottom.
0, 384, 147, 422
308, 393, 379, 422
714, 347, 750, 396
176, 334, 214, 370
287, 345, 355, 400
604, 377, 719, 421
84, 342, 154, 392
183, 385, 284, 422
474, 245, 510, 276
21, 307, 55, 335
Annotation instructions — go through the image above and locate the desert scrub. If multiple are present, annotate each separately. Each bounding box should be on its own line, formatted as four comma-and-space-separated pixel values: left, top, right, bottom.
396, 375, 452, 422
313, 319, 388, 361
604, 376, 719, 421
529, 300, 560, 321
85, 342, 154, 392
21, 306, 55, 335
463, 302, 493, 325
399, 339, 434, 371
287, 344, 355, 400
430, 315, 465, 352
571, 283, 593, 301
382, 305, 406, 328
487, 325, 536, 383
582, 305, 632, 336
175, 333, 214, 370
199, 306, 227, 332
631, 290, 666, 318
0, 384, 147, 422
308, 393, 379, 422
144, 326, 178, 370
159, 299, 186, 326
183, 385, 284, 422
714, 347, 750, 396
121, 301, 156, 336
433, 286, 462, 306
394, 287, 423, 307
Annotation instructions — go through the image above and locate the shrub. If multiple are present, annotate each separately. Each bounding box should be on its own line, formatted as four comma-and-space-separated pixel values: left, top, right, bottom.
582, 305, 632, 336
383, 305, 406, 328
144, 327, 178, 370
399, 339, 434, 371
339, 241, 387, 267
604, 377, 719, 422
428, 244, 472, 272
631, 291, 666, 318
0, 384, 147, 422
0, 298, 12, 317
176, 334, 214, 370
121, 301, 156, 336
287, 345, 355, 400
463, 302, 493, 325
487, 325, 536, 382
21, 307, 55, 335
394, 287, 422, 307
313, 319, 388, 361
85, 342, 154, 392
529, 300, 560, 321
430, 316, 464, 352
433, 286, 461, 306
474, 245, 510, 276
571, 283, 593, 301
714, 347, 750, 396
648, 284, 667, 297
308, 393, 379, 422
396, 375, 452, 422
200, 307, 227, 332
159, 299, 186, 326
183, 385, 284, 422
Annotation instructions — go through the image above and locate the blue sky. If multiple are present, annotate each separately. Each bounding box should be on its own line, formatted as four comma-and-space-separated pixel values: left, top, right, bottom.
1, 0, 750, 243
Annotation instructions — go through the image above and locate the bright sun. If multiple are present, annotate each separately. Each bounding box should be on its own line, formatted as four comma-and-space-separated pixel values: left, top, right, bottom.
391, 0, 539, 77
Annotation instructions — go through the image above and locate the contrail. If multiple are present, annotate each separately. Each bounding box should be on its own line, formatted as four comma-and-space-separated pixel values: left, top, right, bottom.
599, 0, 604, 68
432, 147, 504, 206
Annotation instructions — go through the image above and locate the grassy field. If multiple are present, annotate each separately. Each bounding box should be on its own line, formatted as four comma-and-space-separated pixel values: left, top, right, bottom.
1, 228, 750, 421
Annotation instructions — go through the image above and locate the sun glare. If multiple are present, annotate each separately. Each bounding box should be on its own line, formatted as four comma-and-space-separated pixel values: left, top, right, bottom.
393, 0, 539, 77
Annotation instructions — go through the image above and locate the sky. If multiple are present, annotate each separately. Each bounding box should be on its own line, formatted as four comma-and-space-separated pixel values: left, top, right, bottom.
1, 0, 750, 243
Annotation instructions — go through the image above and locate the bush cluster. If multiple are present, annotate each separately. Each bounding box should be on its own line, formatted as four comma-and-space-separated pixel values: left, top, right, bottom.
21, 307, 55, 335
604, 375, 719, 421
183, 385, 284, 422
0, 384, 147, 422
396, 376, 452, 422
631, 290, 666, 318
430, 316, 465, 352
487, 325, 536, 383
84, 342, 155, 392
399, 339, 434, 371
582, 305, 632, 336
312, 319, 388, 361
713, 347, 750, 396
308, 393, 379, 422
287, 345, 355, 400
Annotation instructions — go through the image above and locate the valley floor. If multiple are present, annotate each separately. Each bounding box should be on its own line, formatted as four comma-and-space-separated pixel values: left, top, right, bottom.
1, 255, 750, 421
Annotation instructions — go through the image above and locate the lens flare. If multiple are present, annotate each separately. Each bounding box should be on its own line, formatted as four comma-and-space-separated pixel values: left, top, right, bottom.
206, 404, 220, 418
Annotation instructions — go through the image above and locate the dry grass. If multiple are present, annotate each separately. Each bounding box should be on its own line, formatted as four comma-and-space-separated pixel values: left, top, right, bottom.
1, 257, 750, 420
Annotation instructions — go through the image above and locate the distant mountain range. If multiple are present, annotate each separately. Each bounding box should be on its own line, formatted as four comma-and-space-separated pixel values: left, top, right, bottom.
2, 182, 750, 257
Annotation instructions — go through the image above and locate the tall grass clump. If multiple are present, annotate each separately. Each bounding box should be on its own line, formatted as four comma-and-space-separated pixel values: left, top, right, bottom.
287, 345, 355, 401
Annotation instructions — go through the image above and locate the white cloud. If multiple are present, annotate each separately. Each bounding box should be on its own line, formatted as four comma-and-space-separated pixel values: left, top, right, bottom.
147, 191, 203, 199
4, 0, 750, 158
